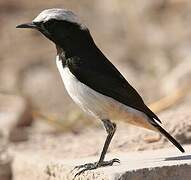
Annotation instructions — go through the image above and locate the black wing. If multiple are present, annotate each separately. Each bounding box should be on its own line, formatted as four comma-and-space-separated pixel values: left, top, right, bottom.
66, 51, 161, 124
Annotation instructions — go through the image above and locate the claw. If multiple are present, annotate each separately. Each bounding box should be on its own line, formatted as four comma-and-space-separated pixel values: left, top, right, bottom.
72, 164, 83, 171
73, 162, 96, 177
74, 167, 93, 178
112, 158, 120, 164
71, 162, 95, 175
73, 158, 120, 178
75, 162, 96, 170
71, 163, 90, 173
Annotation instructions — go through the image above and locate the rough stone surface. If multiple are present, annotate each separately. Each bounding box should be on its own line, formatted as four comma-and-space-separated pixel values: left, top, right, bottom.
12, 145, 191, 180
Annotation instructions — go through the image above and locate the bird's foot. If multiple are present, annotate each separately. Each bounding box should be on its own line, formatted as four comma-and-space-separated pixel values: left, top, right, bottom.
74, 158, 120, 177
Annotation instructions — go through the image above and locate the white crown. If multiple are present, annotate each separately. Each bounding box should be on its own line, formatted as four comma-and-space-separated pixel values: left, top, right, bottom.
33, 8, 86, 28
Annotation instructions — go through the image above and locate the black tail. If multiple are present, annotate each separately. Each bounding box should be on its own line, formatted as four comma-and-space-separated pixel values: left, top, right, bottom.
152, 121, 185, 153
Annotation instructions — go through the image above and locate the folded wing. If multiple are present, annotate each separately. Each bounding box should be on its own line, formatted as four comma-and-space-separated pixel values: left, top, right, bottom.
66, 53, 161, 124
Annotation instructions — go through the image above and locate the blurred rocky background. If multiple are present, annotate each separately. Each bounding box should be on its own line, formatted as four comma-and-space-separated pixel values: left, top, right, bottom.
0, 0, 191, 179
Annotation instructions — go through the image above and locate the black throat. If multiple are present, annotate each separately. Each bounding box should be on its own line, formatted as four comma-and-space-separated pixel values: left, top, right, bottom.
55, 29, 101, 68
54, 26, 97, 58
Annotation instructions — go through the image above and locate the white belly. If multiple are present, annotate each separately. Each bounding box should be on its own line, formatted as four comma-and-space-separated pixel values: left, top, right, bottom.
56, 56, 156, 130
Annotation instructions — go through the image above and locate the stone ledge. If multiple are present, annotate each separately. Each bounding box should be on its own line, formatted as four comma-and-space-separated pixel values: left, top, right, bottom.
12, 145, 191, 180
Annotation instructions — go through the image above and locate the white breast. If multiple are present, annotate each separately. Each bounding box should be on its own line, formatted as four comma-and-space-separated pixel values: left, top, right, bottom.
56, 56, 156, 131
56, 56, 111, 119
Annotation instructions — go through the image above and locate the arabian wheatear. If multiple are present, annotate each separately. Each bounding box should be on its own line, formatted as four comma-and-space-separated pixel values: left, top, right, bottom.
17, 8, 184, 176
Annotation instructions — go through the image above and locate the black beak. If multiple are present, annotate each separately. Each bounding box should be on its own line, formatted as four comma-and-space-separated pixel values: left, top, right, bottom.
16, 22, 37, 29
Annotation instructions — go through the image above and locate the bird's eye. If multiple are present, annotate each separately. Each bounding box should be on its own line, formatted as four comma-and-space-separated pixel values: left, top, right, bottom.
44, 19, 57, 31
33, 21, 43, 27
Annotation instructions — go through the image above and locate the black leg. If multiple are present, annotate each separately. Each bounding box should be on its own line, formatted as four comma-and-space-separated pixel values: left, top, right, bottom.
98, 119, 117, 163
74, 119, 120, 177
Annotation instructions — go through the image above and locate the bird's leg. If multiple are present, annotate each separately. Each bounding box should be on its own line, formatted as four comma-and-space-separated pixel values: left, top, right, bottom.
74, 119, 120, 177
97, 119, 119, 165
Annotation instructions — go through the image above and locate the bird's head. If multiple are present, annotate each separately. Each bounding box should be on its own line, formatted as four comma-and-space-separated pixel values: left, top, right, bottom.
16, 8, 92, 55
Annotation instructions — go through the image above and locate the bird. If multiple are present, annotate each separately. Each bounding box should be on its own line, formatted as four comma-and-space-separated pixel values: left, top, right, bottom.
16, 8, 185, 176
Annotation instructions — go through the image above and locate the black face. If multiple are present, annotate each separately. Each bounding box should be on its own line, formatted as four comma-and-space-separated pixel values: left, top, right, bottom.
17, 19, 95, 57
23, 20, 84, 45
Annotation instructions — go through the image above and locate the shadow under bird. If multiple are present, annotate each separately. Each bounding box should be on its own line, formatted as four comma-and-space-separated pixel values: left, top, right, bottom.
16, 8, 185, 176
